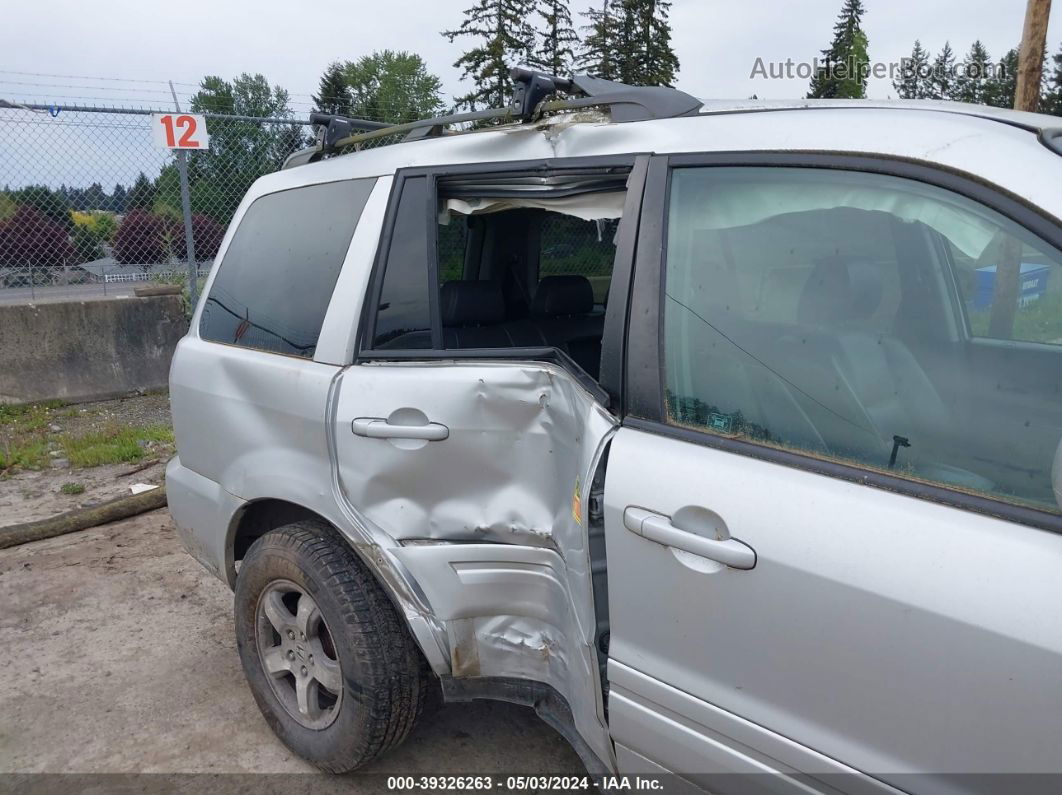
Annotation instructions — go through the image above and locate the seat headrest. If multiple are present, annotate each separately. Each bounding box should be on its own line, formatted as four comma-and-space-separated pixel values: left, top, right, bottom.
532, 275, 594, 317
797, 256, 883, 326
440, 280, 505, 327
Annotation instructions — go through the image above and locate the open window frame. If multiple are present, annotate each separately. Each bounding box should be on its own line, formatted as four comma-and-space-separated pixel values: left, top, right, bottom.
356, 154, 651, 410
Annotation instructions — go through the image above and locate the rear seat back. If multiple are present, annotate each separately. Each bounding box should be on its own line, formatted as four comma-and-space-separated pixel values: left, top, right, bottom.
531, 275, 604, 378
440, 280, 544, 349
438, 277, 605, 378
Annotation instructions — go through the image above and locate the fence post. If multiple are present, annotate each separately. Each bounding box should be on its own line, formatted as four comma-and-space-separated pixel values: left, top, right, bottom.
169, 81, 198, 310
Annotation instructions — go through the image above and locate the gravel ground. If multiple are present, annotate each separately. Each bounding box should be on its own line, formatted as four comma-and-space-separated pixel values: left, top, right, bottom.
52, 391, 172, 435
0, 510, 584, 782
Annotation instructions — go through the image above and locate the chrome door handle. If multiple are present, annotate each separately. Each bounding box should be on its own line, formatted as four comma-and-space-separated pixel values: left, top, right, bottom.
351, 418, 449, 441
623, 507, 756, 570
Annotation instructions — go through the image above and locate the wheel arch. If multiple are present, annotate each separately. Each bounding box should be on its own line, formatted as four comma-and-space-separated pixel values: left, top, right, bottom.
228, 498, 323, 584
226, 497, 450, 674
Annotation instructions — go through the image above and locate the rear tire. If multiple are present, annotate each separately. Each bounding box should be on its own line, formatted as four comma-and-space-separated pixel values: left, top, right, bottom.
234, 520, 430, 772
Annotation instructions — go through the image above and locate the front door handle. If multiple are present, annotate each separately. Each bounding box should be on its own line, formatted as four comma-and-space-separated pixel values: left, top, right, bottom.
351, 418, 449, 441
623, 507, 756, 570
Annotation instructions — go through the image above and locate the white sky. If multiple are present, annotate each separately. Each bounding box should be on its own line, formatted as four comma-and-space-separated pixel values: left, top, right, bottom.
2, 0, 1059, 107
1, 1, 1060, 188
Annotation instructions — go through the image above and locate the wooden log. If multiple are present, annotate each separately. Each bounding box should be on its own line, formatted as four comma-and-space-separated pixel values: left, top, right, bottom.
0, 486, 167, 550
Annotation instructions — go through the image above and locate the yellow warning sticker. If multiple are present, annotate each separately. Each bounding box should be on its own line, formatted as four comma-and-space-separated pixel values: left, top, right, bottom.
571, 478, 582, 525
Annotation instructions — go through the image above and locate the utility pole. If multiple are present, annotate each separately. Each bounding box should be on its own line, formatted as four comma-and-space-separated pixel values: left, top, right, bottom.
1015, 0, 1053, 112
989, 0, 1052, 339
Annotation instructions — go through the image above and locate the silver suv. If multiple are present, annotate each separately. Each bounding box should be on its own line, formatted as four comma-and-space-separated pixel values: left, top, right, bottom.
167, 72, 1062, 793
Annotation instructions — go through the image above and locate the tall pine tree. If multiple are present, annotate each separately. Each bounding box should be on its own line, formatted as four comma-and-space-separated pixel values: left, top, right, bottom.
954, 41, 993, 105
528, 0, 579, 76
578, 0, 620, 79
126, 172, 156, 212
928, 42, 957, 100
578, 0, 677, 86
633, 0, 678, 86
1044, 43, 1062, 116
313, 62, 353, 116
893, 40, 931, 99
985, 48, 1019, 109
807, 0, 869, 99
443, 0, 535, 111
110, 183, 127, 214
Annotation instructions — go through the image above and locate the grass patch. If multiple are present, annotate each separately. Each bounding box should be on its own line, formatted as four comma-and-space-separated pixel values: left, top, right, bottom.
59, 423, 174, 468
0, 437, 51, 471
0, 400, 65, 474
0, 400, 64, 428
60, 482, 85, 495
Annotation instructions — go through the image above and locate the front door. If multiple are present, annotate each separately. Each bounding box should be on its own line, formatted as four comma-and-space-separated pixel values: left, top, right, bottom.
605, 157, 1062, 795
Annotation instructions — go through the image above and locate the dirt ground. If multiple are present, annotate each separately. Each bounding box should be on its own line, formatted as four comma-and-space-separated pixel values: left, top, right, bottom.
0, 458, 168, 526
0, 510, 584, 780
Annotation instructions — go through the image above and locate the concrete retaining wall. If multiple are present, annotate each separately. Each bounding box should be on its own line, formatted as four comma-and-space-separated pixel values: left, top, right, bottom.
0, 295, 188, 404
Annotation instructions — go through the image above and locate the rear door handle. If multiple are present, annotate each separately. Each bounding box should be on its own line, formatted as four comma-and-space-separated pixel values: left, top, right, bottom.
351, 418, 449, 441
623, 507, 756, 570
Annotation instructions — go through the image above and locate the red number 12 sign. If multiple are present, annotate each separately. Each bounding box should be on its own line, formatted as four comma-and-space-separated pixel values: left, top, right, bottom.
151, 113, 210, 150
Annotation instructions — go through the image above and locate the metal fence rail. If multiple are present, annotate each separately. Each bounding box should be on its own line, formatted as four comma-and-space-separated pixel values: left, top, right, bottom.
0, 102, 315, 304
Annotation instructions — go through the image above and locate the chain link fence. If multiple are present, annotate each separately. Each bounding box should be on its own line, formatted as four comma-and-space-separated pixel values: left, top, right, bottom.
1, 101, 618, 309
0, 103, 319, 304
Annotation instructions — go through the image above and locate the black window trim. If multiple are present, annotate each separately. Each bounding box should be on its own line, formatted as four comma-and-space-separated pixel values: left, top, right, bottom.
356, 154, 649, 410
625, 151, 1062, 534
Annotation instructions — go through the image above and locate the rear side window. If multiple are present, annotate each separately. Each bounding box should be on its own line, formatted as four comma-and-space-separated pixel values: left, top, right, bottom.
200, 178, 375, 358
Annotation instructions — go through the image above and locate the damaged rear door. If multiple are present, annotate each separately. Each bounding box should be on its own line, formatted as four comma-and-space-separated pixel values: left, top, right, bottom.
328, 158, 648, 770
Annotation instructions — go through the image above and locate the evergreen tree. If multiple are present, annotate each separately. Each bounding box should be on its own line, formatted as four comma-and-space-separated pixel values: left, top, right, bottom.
954, 41, 994, 105
125, 173, 156, 212
111, 183, 127, 214
579, 0, 677, 86
12, 185, 73, 230
313, 62, 353, 116
578, 0, 620, 79
807, 0, 869, 99
928, 42, 957, 100
631, 0, 679, 86
985, 48, 1019, 109
893, 40, 931, 99
528, 0, 579, 76
83, 182, 106, 211
1044, 43, 1062, 116
443, 0, 535, 111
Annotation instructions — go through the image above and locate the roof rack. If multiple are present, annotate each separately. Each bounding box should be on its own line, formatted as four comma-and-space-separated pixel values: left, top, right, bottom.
282, 69, 702, 170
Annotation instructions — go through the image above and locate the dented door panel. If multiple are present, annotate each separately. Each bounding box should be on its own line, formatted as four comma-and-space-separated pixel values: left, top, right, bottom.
331, 358, 617, 766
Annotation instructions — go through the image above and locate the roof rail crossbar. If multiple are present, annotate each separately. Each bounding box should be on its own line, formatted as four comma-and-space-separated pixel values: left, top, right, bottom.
1041, 128, 1062, 157
282, 69, 702, 170
308, 111, 390, 147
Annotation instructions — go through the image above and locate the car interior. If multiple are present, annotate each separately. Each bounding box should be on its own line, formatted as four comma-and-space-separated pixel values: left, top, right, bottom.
665, 202, 1062, 511
431, 174, 624, 381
